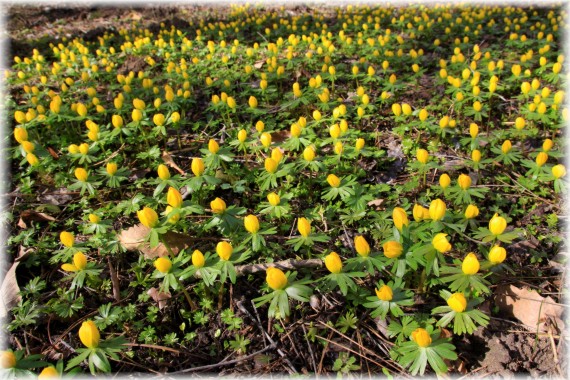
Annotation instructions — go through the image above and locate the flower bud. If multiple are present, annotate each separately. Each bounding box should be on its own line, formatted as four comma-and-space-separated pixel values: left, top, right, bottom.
501, 140, 512, 154
297, 217, 311, 237
191, 157, 205, 176
60, 231, 74, 248
355, 138, 365, 151
375, 285, 393, 301
303, 146, 316, 161
469, 123, 479, 138
106, 162, 118, 176
324, 251, 342, 274
472, 149, 481, 163
210, 197, 226, 214
553, 164, 566, 179
137, 207, 159, 228
88, 214, 100, 224
38, 366, 59, 379
439, 174, 451, 189
264, 157, 278, 173
462, 252, 480, 275
535, 152, 548, 167
428, 199, 446, 221
329, 124, 341, 139
167, 187, 183, 208
327, 174, 341, 188
334, 141, 343, 155
112, 114, 123, 129
416, 149, 429, 164
383, 241, 403, 259
411, 328, 431, 347
165, 206, 180, 224
354, 235, 371, 257
192, 249, 205, 268
290, 123, 301, 138
216, 241, 233, 261
0, 351, 16, 369
447, 293, 467, 313
392, 207, 409, 231
238, 129, 247, 142
26, 153, 39, 167
543, 139, 553, 152
208, 139, 220, 154
74, 168, 88, 182
432, 233, 451, 253
271, 148, 283, 163
489, 245, 507, 264
267, 192, 280, 206
153, 113, 165, 126
392, 103, 402, 116
515, 117, 525, 130
255, 120, 265, 133
458, 174, 471, 190
266, 267, 288, 290
154, 257, 172, 273
244, 214, 260, 234
413, 204, 429, 221
79, 143, 89, 155
489, 213, 507, 235
464, 204, 479, 219
248, 96, 258, 108
157, 164, 170, 180
14, 127, 28, 143
78, 320, 100, 349
260, 132, 272, 148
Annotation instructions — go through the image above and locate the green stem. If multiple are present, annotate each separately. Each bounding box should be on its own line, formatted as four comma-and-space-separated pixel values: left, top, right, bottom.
160, 235, 197, 311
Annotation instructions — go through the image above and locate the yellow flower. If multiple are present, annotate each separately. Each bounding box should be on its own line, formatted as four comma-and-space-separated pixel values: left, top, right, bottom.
462, 252, 480, 275
469, 123, 479, 138
439, 174, 451, 189
106, 162, 118, 176
464, 204, 479, 219
313, 110, 322, 121
334, 141, 343, 155
267, 192, 280, 206
265, 157, 278, 173
75, 168, 88, 182
412, 204, 430, 221
244, 214, 260, 234
238, 129, 247, 142
112, 114, 123, 129
416, 149, 429, 164
489, 213, 507, 235
260, 132, 272, 148
14, 127, 28, 143
157, 164, 170, 180
88, 214, 100, 224
290, 123, 301, 138
26, 153, 39, 167
324, 251, 342, 274
208, 139, 220, 154
411, 328, 432, 347
355, 138, 365, 151
447, 293, 467, 313
391, 103, 402, 116
38, 366, 60, 379
432, 233, 451, 253
132, 109, 143, 122
489, 245, 507, 264
303, 146, 316, 161
535, 152, 548, 167
552, 164, 566, 179
167, 187, 183, 208
61, 252, 87, 272
327, 174, 341, 188
79, 143, 89, 155
60, 231, 74, 248
354, 235, 371, 257
192, 249, 205, 268
266, 267, 288, 290
14, 110, 26, 124
271, 148, 283, 163
153, 113, 165, 126
515, 117, 525, 130
383, 241, 403, 259
170, 112, 180, 123
78, 320, 100, 349
419, 108, 428, 121
0, 351, 16, 369
501, 140, 512, 154
392, 207, 409, 231
210, 197, 226, 214
216, 241, 233, 261
375, 285, 393, 301
137, 207, 159, 228
248, 96, 258, 108
543, 139, 553, 152
297, 217, 311, 237
428, 199, 446, 221
191, 157, 205, 176
458, 174, 471, 190
76, 103, 88, 117
165, 206, 180, 224
472, 149, 481, 163
255, 120, 265, 133
401, 103, 412, 115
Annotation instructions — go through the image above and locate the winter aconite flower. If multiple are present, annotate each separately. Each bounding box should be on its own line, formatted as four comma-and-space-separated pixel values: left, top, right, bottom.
191, 157, 205, 176
488, 245, 506, 264
439, 174, 451, 189
266, 267, 288, 290
552, 164, 566, 179
60, 231, 74, 248
267, 192, 280, 206
265, 157, 278, 173
383, 241, 403, 259
0, 351, 16, 369
411, 328, 432, 347
489, 213, 507, 236
375, 285, 393, 301
416, 149, 429, 164
432, 233, 452, 253
192, 249, 205, 268
78, 320, 100, 349
462, 253, 480, 275
106, 162, 118, 176
208, 139, 220, 154
447, 293, 467, 313
75, 168, 88, 182
429, 199, 446, 221
167, 187, 183, 208
536, 152, 548, 167
464, 205, 479, 219
324, 251, 342, 274
297, 217, 311, 237
458, 174, 471, 190
327, 174, 341, 188
157, 164, 170, 180
260, 132, 272, 148
61, 252, 87, 272
392, 207, 409, 231
413, 204, 430, 221
154, 257, 172, 273
244, 214, 260, 234
217, 241, 233, 261
137, 207, 159, 228
38, 366, 60, 379
354, 235, 371, 257
210, 198, 227, 214
303, 146, 316, 161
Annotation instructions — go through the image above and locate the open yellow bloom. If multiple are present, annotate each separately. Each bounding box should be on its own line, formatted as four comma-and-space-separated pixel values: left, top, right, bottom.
428, 199, 446, 221
244, 214, 260, 234
191, 157, 205, 176
192, 249, 205, 268
392, 207, 409, 231
489, 245, 507, 264
383, 241, 403, 259
432, 233, 451, 253
489, 213, 507, 235
297, 217, 311, 237
61, 252, 87, 272
447, 293, 467, 313
324, 251, 342, 274
210, 197, 226, 214
354, 235, 371, 257
154, 257, 172, 273
266, 267, 288, 290
78, 320, 100, 349
462, 253, 480, 275
411, 328, 431, 347
167, 187, 183, 208
216, 241, 233, 261
375, 285, 393, 301
327, 174, 341, 188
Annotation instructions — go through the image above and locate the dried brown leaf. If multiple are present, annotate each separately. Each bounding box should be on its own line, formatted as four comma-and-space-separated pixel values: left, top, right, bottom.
118, 224, 193, 259
147, 287, 171, 310
0, 259, 21, 318
367, 199, 385, 208
162, 151, 186, 175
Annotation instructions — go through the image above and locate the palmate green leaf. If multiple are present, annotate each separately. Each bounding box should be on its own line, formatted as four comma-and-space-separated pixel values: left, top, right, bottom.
65, 349, 91, 370
425, 347, 449, 375
285, 283, 312, 302
89, 349, 111, 374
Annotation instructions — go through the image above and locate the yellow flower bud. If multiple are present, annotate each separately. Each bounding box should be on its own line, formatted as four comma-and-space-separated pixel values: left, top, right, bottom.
447, 293, 467, 313
383, 241, 403, 259
514, 117, 525, 130
14, 127, 28, 143
74, 167, 88, 182
416, 149, 429, 164
355, 138, 365, 151
401, 103, 412, 115
391, 103, 402, 116
462, 252, 480, 275
192, 249, 205, 268
472, 149, 481, 163
210, 197, 227, 214
153, 113, 165, 126
266, 267, 288, 290
260, 132, 272, 148
191, 157, 205, 176
432, 233, 451, 253
76, 103, 87, 117
411, 328, 431, 347
297, 217, 311, 237
439, 174, 451, 189
334, 141, 343, 155
419, 109, 428, 122
303, 146, 316, 161
458, 174, 471, 190
489, 245, 506, 264
167, 187, 183, 208
392, 207, 409, 231
137, 207, 159, 228
536, 152, 548, 167
132, 109, 143, 122
0, 351, 16, 369
154, 257, 172, 273
327, 174, 341, 188
248, 96, 258, 108
267, 192, 280, 206
543, 139, 553, 152
501, 140, 512, 154
521, 82, 531, 95
216, 241, 233, 261
412, 204, 429, 221
60, 231, 74, 248
324, 251, 342, 274
244, 214, 260, 234
88, 214, 100, 224
375, 284, 393, 301
208, 139, 220, 154
464, 204, 479, 219
165, 206, 180, 224
428, 199, 446, 221
489, 213, 507, 235
133, 98, 145, 110
553, 164, 566, 179
38, 366, 59, 379
226, 96, 236, 109
354, 235, 371, 257
256, 120, 265, 133
170, 112, 180, 123
78, 143, 89, 155
469, 123, 479, 138
78, 320, 100, 349
271, 148, 283, 164
238, 129, 247, 142
264, 157, 278, 174
157, 164, 170, 180
329, 124, 341, 139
